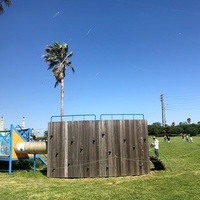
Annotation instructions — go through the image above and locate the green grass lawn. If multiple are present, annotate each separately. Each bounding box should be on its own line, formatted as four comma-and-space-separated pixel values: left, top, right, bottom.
1, 136, 200, 200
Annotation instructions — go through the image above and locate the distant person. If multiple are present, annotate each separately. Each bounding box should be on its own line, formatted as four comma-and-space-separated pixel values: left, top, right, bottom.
182, 134, 184, 140
186, 135, 189, 142
189, 135, 193, 143
151, 136, 159, 158
166, 135, 170, 143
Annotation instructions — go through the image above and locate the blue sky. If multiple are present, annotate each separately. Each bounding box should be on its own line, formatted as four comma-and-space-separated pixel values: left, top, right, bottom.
1, 0, 200, 134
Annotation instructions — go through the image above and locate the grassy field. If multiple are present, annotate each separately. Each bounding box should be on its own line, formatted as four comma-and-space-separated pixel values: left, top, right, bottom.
1, 136, 200, 200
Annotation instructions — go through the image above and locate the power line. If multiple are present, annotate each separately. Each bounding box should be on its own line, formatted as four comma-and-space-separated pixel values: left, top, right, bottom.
163, 91, 200, 111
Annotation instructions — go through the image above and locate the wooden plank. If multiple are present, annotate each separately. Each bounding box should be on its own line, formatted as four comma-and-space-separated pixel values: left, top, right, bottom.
57, 122, 63, 177
127, 120, 135, 175
68, 121, 79, 178
88, 120, 99, 177
83, 121, 89, 178
94, 121, 100, 177
47, 122, 68, 178
87, 121, 93, 177
99, 120, 108, 177
132, 120, 139, 175
62, 122, 68, 177
141, 120, 150, 174
76, 121, 83, 177
56, 122, 61, 177
135, 120, 144, 175
74, 121, 80, 178
107, 120, 114, 176
113, 120, 121, 176
124, 120, 131, 175
110, 120, 117, 177
121, 120, 129, 176
48, 122, 59, 177
67, 121, 74, 178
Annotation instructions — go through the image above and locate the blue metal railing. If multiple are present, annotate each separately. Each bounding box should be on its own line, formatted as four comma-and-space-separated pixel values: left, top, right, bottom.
100, 114, 145, 120
17, 128, 31, 141
0, 126, 31, 157
50, 113, 145, 121
51, 114, 97, 122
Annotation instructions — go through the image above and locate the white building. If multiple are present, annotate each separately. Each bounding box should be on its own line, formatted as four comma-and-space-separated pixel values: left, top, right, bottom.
0, 117, 4, 131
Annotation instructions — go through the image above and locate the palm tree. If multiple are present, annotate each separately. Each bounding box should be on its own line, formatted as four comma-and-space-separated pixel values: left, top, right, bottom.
0, 0, 11, 15
43, 41, 75, 121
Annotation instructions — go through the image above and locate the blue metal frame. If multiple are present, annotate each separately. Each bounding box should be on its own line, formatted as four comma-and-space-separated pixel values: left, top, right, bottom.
50, 113, 145, 121
15, 125, 31, 141
8, 124, 13, 174
100, 113, 145, 120
51, 114, 97, 122
33, 154, 36, 173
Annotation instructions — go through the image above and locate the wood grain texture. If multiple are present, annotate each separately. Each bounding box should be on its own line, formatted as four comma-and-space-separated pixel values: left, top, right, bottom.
48, 120, 150, 178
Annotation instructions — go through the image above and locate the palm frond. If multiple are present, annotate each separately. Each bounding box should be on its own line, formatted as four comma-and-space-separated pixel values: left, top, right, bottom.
66, 61, 75, 73
70, 65, 75, 73
67, 52, 73, 58
48, 61, 58, 70
4, 0, 11, 6
62, 43, 68, 52
0, 4, 3, 14
54, 41, 61, 48
0, 0, 11, 15
54, 80, 60, 88
44, 55, 58, 62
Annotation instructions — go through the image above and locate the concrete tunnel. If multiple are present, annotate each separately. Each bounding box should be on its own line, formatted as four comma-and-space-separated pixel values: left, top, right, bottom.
14, 142, 47, 154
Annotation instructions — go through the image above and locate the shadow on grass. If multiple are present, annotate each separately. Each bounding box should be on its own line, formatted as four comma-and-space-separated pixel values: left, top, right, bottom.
0, 160, 47, 176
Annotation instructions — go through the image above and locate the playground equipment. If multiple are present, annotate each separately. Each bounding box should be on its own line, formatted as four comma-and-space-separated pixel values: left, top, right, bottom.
0, 124, 47, 174
0, 114, 166, 176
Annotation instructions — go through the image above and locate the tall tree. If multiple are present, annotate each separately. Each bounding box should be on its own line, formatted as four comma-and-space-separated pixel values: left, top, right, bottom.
171, 122, 175, 126
187, 118, 191, 124
43, 42, 75, 121
0, 0, 11, 15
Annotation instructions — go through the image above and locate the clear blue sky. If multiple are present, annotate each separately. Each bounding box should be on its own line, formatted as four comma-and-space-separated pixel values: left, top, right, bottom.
1, 0, 200, 134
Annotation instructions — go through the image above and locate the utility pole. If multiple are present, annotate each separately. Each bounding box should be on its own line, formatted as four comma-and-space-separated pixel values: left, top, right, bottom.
160, 94, 166, 126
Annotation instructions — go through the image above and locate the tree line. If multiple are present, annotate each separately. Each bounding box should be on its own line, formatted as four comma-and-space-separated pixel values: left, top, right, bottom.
148, 120, 200, 137
35, 120, 200, 141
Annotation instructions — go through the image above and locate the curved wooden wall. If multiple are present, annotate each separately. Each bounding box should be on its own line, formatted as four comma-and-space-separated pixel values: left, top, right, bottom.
47, 120, 150, 178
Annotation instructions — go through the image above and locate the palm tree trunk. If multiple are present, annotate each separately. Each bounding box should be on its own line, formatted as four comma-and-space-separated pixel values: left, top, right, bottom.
60, 78, 64, 121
